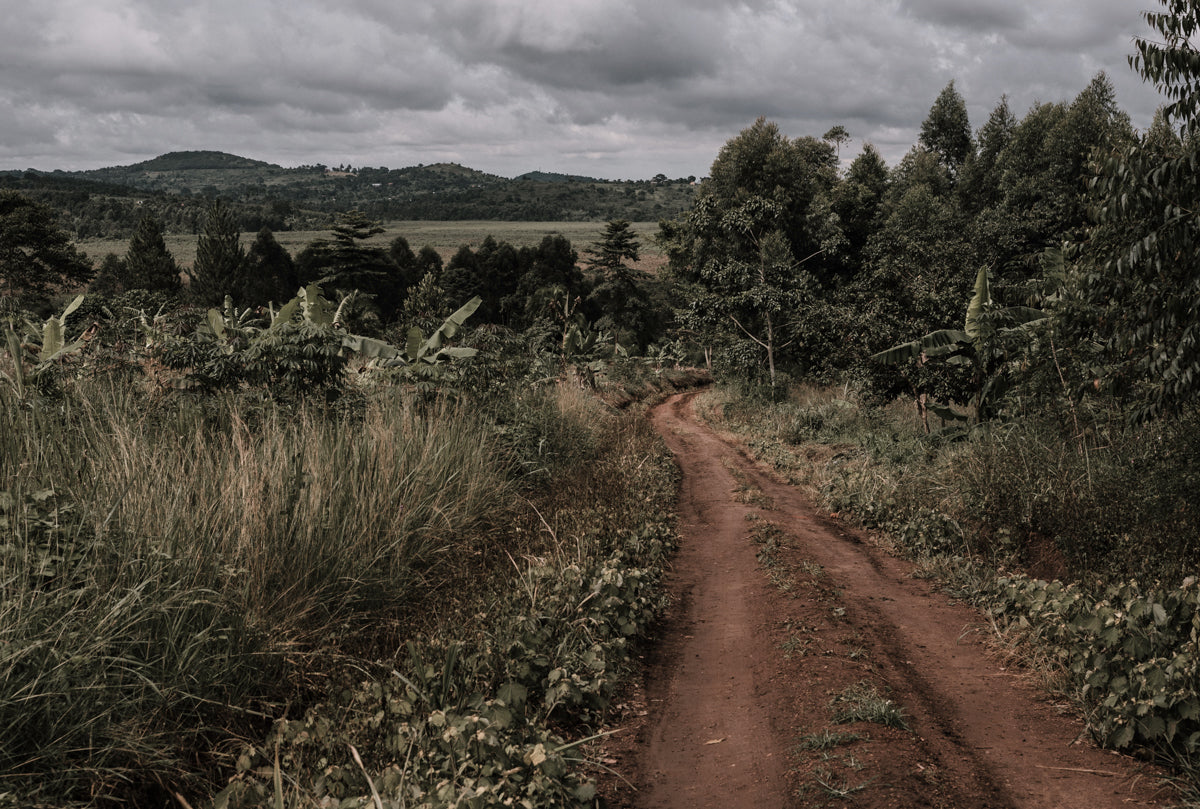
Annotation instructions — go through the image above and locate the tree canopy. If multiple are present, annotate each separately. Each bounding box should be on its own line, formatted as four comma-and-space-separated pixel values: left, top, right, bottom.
0, 190, 93, 309
1068, 0, 1200, 421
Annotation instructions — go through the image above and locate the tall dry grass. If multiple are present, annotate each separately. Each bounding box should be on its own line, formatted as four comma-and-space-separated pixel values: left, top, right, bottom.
1, 380, 513, 803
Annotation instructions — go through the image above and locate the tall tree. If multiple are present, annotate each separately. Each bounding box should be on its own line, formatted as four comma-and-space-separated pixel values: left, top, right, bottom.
123, 214, 181, 293
188, 200, 245, 306
919, 81, 973, 178
827, 143, 890, 280
584, 220, 655, 349
662, 118, 838, 386
822, 125, 851, 159
959, 95, 1017, 212
242, 227, 297, 307
583, 220, 642, 286
0, 191, 93, 309
1069, 0, 1200, 421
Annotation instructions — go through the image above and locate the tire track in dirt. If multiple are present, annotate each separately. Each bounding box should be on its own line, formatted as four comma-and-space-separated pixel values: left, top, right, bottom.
608, 391, 1172, 808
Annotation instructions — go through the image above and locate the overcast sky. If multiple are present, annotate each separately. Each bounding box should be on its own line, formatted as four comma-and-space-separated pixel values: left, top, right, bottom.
0, 0, 1170, 180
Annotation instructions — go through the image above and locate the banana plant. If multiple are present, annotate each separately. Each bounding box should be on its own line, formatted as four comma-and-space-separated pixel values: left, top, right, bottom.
1, 294, 87, 396
873, 266, 1046, 425
267, 285, 480, 370
261, 285, 405, 363
197, 295, 262, 352
402, 295, 481, 366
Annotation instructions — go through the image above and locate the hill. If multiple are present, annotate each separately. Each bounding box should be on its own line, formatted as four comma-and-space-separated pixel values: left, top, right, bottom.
7, 151, 697, 237
515, 170, 601, 183
121, 150, 278, 171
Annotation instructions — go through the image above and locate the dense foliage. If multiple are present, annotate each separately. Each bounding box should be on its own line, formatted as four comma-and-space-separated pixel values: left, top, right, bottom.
0, 191, 92, 311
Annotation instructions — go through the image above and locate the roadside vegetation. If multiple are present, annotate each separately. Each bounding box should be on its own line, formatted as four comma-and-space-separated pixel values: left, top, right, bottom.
698, 382, 1200, 794
2, 1, 1199, 804
0, 295, 701, 807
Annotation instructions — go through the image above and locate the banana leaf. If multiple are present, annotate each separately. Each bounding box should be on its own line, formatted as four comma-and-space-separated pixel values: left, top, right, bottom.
872, 329, 971, 365
964, 266, 991, 340
341, 334, 402, 360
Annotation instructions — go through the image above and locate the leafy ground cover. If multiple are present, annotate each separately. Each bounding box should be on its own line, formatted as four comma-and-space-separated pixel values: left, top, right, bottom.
696, 383, 1200, 798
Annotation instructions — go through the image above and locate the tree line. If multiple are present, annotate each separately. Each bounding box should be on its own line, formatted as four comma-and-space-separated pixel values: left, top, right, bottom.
2, 0, 1197, 428
663, 20, 1199, 428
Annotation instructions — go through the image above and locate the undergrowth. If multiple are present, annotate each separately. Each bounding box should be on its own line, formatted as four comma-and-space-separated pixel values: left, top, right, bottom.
0, 373, 682, 807
699, 383, 1200, 796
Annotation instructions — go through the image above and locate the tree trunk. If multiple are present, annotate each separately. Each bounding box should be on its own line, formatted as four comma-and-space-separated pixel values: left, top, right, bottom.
766, 311, 777, 388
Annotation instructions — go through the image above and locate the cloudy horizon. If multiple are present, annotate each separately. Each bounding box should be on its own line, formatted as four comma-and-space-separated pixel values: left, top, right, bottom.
0, 0, 1172, 181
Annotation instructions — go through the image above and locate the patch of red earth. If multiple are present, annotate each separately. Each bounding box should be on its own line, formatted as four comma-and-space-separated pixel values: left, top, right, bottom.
589, 392, 1175, 809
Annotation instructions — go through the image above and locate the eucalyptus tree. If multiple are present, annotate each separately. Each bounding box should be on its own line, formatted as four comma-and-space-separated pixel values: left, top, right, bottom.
661, 117, 839, 387
822, 125, 851, 159
919, 81, 973, 179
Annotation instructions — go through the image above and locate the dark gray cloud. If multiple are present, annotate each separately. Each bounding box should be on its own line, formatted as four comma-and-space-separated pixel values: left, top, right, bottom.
0, 0, 1169, 180
900, 0, 1025, 31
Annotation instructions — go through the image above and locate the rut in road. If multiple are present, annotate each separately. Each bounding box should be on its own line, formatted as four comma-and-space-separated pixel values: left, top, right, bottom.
614, 391, 1171, 809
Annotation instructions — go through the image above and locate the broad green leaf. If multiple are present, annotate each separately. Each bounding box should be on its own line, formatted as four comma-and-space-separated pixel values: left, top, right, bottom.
1000, 306, 1048, 327
206, 308, 228, 341
406, 326, 424, 362
40, 339, 85, 364
299, 284, 336, 326
871, 339, 922, 365
435, 347, 477, 360
964, 266, 991, 339
921, 329, 972, 357
41, 317, 64, 358
440, 296, 482, 340
271, 296, 301, 328
342, 334, 401, 360
60, 294, 84, 322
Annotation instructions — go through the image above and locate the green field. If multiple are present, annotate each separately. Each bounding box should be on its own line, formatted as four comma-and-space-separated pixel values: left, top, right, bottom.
76, 220, 666, 270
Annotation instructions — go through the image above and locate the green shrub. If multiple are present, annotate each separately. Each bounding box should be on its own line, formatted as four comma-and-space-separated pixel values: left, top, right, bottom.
983, 575, 1200, 754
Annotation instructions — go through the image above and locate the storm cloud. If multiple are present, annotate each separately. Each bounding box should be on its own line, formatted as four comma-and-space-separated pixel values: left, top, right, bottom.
0, 0, 1167, 180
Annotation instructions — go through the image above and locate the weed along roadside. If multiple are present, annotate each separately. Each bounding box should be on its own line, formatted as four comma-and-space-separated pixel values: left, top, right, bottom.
606, 390, 1179, 809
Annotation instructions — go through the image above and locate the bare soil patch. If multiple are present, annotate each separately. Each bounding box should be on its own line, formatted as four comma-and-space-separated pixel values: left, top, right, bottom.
593, 392, 1174, 808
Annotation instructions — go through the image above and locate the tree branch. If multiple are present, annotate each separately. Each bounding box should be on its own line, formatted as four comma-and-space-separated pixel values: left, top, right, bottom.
729, 314, 769, 350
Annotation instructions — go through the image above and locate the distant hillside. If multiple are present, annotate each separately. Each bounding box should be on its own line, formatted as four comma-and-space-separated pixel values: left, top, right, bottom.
69, 151, 310, 195
123, 151, 278, 171
14, 151, 697, 236
516, 170, 600, 183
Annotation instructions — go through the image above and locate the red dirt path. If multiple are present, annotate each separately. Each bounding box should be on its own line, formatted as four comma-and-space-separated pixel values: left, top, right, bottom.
593, 391, 1174, 808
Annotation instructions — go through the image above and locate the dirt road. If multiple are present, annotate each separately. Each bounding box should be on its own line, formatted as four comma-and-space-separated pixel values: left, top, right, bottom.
598, 392, 1172, 808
